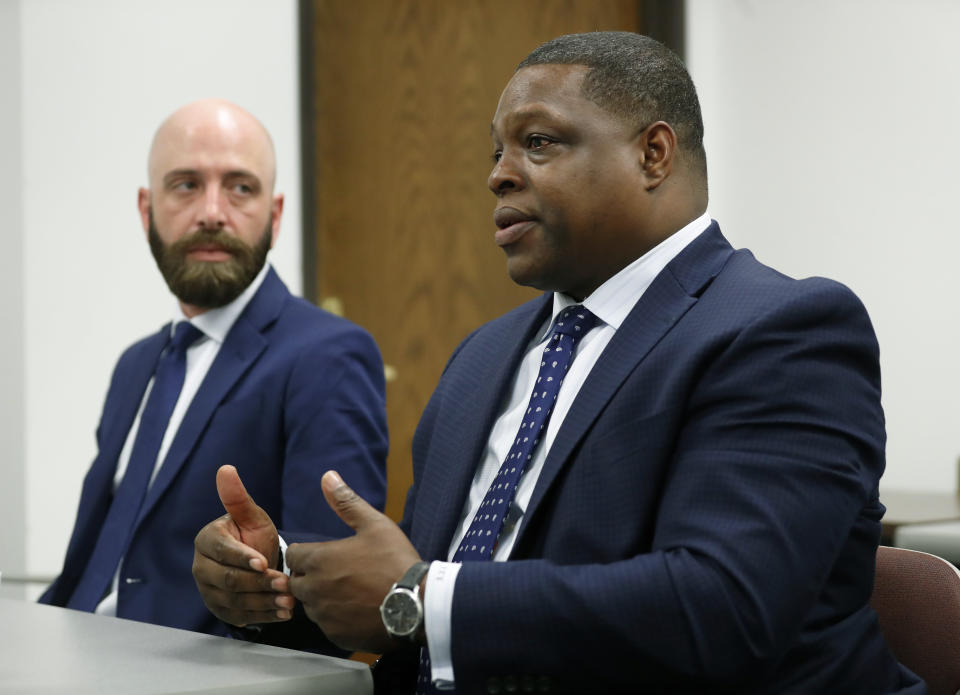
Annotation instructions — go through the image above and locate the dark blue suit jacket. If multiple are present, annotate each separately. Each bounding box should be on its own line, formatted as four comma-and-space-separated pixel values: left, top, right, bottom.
40, 268, 388, 639
390, 224, 924, 694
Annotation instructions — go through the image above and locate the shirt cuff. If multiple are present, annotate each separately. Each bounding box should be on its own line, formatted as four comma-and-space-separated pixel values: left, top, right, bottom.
423, 561, 461, 689
278, 535, 291, 575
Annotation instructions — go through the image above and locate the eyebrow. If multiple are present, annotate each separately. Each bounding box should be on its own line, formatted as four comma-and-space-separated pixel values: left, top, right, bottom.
491, 105, 563, 137
162, 169, 261, 186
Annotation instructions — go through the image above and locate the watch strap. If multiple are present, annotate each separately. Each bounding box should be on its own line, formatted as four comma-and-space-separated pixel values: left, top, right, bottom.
396, 561, 431, 591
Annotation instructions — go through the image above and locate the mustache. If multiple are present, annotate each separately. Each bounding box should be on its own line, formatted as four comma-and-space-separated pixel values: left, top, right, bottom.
169, 228, 251, 257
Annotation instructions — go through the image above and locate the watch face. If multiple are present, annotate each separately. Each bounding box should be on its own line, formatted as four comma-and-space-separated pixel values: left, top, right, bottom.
381, 589, 421, 637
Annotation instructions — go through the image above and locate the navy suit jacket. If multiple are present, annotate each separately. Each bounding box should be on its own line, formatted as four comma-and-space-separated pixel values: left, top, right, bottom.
40, 268, 388, 639
384, 224, 924, 694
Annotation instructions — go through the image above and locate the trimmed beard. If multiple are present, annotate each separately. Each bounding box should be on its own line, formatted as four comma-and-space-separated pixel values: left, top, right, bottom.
148, 210, 272, 310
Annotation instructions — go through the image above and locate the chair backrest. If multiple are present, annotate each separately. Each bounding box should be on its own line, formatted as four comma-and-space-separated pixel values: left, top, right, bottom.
871, 545, 960, 695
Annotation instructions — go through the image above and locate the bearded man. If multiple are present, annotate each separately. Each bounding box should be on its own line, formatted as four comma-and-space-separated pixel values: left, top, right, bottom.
40, 99, 387, 651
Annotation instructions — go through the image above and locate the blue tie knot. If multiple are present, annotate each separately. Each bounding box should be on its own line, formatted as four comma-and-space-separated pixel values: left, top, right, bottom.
551, 305, 600, 338
169, 321, 203, 354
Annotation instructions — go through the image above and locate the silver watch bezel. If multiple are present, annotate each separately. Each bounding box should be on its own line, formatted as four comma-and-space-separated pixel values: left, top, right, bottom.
380, 561, 430, 641
379, 584, 424, 639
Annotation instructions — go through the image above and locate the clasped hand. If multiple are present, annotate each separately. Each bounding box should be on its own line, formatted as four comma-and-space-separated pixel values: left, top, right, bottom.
192, 465, 421, 653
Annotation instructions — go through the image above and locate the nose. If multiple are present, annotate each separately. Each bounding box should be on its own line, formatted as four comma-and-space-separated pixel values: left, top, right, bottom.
198, 186, 227, 230
488, 150, 523, 197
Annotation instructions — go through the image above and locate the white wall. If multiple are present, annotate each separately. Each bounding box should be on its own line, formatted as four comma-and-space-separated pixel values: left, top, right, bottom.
1, 0, 27, 593
3, 0, 302, 584
687, 0, 960, 493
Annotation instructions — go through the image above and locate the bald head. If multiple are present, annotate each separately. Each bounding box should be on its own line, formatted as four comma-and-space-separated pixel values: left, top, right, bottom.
146, 99, 277, 193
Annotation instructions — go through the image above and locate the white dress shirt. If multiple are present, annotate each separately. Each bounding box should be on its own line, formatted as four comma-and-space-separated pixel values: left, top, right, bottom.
95, 263, 271, 615
423, 214, 712, 688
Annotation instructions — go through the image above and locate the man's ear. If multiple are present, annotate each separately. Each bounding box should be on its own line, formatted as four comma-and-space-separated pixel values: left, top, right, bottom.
137, 188, 151, 236
269, 193, 284, 248
637, 121, 677, 191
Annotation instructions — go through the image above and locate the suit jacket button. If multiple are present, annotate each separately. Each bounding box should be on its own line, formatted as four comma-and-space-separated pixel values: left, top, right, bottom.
504, 675, 519, 692
124, 577, 143, 584
487, 676, 502, 694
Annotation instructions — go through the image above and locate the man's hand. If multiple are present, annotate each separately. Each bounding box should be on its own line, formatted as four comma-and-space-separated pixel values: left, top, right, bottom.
192, 465, 295, 627
287, 470, 422, 653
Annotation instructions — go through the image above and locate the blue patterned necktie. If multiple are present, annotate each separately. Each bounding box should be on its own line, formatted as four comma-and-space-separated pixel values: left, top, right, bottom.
68, 321, 203, 611
417, 305, 600, 693
452, 304, 600, 562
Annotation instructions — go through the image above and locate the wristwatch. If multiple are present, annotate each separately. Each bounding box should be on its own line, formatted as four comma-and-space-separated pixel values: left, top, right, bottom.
380, 561, 430, 642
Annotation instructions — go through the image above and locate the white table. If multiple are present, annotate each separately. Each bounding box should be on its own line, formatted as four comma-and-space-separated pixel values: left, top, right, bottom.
0, 598, 372, 694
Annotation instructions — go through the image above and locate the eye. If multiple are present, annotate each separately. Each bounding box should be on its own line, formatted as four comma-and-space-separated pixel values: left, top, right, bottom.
491, 150, 503, 163
226, 176, 260, 196
526, 134, 554, 151
172, 180, 198, 192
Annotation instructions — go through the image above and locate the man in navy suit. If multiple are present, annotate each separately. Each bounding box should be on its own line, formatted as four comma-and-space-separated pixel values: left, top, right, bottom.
193, 34, 924, 692
40, 99, 387, 644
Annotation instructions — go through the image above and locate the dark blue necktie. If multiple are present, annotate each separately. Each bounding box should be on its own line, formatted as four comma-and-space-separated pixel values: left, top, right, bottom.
417, 305, 600, 693
453, 304, 599, 562
68, 321, 203, 611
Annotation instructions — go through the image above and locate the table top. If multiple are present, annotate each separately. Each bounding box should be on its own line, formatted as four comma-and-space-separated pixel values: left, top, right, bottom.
880, 489, 960, 542
0, 598, 372, 694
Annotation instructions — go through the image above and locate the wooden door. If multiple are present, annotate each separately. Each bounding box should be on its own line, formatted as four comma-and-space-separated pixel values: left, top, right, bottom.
303, 0, 641, 524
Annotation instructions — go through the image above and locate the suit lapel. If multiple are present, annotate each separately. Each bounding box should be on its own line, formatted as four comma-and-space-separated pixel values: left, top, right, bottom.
97, 326, 169, 473
518, 224, 734, 543
135, 269, 287, 524
418, 295, 553, 561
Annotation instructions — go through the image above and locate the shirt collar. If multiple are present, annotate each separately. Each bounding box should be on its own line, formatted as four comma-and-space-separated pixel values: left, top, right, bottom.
171, 261, 272, 344
540, 212, 712, 341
